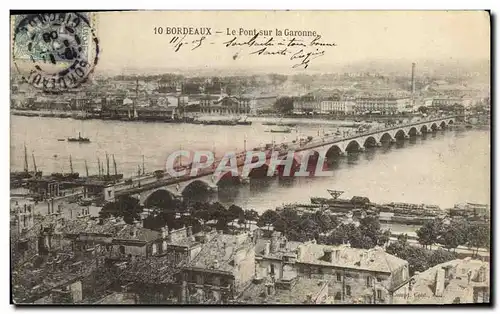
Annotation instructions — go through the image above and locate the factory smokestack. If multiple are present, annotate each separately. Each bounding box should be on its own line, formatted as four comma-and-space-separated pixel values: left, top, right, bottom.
411, 62, 416, 95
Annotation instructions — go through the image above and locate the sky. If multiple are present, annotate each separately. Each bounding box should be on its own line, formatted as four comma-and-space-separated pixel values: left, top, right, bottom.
11, 11, 491, 75
92, 11, 490, 74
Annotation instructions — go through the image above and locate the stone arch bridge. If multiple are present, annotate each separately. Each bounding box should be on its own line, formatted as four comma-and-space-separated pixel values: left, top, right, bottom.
110, 117, 456, 206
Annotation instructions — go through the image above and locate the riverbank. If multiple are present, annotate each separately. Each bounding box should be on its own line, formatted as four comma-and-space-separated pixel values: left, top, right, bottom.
10, 109, 420, 126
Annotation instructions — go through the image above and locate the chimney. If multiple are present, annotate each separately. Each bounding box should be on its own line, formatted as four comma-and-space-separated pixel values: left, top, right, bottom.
213, 259, 219, 269
161, 226, 169, 239
265, 282, 275, 296
411, 62, 416, 95
186, 226, 193, 237
435, 268, 445, 297
270, 232, 280, 253
264, 242, 270, 256
323, 247, 333, 262
296, 246, 304, 260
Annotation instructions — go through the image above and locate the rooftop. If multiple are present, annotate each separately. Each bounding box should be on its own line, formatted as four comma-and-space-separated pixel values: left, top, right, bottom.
297, 242, 407, 274
237, 277, 328, 304
184, 232, 252, 273
96, 292, 137, 304
12, 252, 98, 303
56, 217, 161, 243
118, 253, 180, 285
408, 258, 490, 304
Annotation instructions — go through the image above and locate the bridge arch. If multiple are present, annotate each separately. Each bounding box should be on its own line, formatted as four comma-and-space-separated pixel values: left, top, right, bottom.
345, 139, 362, 153
393, 129, 407, 139
448, 119, 454, 125
439, 121, 447, 129
325, 144, 345, 162
408, 127, 419, 137
420, 125, 428, 133
363, 136, 377, 148
378, 132, 393, 143
182, 179, 213, 196
214, 170, 241, 187
430, 123, 438, 130
143, 188, 178, 209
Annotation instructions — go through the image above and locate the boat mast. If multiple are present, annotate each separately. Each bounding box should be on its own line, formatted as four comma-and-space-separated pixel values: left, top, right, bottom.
69, 155, 74, 174
106, 153, 110, 177
142, 155, 145, 175
97, 157, 101, 176
134, 78, 139, 119
84, 160, 89, 177
32, 152, 37, 174
113, 154, 117, 176
23, 144, 28, 173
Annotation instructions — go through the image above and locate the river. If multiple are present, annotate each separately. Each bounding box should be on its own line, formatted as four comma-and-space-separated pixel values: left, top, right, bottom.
11, 115, 490, 213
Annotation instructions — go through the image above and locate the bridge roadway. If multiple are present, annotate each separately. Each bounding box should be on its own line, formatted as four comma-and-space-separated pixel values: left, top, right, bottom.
109, 116, 458, 204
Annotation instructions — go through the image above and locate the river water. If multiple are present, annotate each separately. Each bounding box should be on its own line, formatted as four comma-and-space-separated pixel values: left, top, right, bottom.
11, 115, 490, 213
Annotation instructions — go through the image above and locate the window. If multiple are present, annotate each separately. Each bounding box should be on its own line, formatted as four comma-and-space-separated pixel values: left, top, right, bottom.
377, 289, 382, 300
366, 276, 373, 287
196, 274, 203, 285
212, 276, 220, 286
334, 292, 342, 300
345, 285, 351, 296
270, 264, 275, 275
336, 273, 342, 282
119, 245, 125, 255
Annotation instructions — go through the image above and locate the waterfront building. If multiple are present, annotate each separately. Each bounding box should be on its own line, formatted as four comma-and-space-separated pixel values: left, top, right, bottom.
199, 95, 251, 115
450, 203, 490, 218
320, 100, 356, 115
405, 258, 490, 304
431, 96, 474, 108
248, 96, 278, 115
293, 94, 321, 114
354, 97, 410, 114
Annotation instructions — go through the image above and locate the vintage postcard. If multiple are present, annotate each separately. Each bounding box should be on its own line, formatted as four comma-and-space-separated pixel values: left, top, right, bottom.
10, 11, 491, 305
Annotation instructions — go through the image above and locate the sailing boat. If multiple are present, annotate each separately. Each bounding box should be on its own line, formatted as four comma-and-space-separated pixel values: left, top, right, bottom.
50, 155, 79, 180
11, 145, 43, 183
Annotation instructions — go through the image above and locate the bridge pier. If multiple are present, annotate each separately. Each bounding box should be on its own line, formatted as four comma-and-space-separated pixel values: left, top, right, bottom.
376, 142, 383, 147
415, 131, 422, 136
240, 177, 250, 184
404, 135, 410, 140
358, 147, 366, 152
389, 138, 397, 144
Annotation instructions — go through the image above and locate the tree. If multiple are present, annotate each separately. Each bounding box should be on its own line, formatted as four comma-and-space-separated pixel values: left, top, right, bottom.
98, 195, 142, 224
274, 97, 294, 114
257, 210, 279, 227
359, 215, 381, 244
377, 229, 392, 246
467, 224, 490, 257
416, 220, 442, 249
439, 222, 466, 251
417, 106, 428, 114
428, 249, 457, 267
227, 204, 244, 223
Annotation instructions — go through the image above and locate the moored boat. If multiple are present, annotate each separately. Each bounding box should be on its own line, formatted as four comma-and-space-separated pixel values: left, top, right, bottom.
68, 132, 90, 143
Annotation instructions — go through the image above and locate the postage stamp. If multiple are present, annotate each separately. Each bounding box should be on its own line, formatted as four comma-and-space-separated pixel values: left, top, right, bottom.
11, 12, 99, 93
